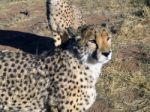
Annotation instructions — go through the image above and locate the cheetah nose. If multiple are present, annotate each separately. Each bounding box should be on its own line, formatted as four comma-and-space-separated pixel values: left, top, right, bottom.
102, 51, 111, 57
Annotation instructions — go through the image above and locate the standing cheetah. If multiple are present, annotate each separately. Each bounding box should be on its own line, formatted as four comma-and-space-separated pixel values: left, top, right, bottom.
46, 0, 85, 46
0, 25, 112, 112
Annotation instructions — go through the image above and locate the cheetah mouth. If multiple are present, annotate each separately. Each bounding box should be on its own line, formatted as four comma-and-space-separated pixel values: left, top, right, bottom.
97, 52, 112, 64
87, 50, 112, 64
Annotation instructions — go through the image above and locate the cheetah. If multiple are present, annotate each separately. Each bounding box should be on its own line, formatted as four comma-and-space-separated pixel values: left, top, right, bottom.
46, 0, 85, 46
0, 25, 112, 112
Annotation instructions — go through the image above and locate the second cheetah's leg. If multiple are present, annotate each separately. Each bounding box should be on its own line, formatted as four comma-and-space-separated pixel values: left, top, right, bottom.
52, 32, 62, 46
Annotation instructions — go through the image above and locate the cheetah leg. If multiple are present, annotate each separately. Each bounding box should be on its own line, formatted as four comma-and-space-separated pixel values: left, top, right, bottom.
52, 32, 62, 46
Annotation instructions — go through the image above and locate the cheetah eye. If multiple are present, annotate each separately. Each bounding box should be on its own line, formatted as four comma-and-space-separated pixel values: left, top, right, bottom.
107, 37, 110, 41
89, 40, 96, 44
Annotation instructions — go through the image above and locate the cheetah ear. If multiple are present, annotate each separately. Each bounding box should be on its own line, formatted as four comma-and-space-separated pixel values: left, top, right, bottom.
101, 21, 118, 34
110, 25, 118, 34
100, 21, 109, 29
67, 27, 82, 40
76, 24, 92, 39
77, 24, 89, 33
67, 27, 77, 38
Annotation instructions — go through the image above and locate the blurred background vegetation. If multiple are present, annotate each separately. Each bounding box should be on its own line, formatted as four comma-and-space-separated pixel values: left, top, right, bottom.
74, 0, 150, 16
74, 0, 150, 111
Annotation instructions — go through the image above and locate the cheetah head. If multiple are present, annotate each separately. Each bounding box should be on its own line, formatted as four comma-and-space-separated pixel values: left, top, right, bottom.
66, 24, 112, 64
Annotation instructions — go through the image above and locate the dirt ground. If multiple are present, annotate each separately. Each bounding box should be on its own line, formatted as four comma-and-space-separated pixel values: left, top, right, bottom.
0, 0, 150, 112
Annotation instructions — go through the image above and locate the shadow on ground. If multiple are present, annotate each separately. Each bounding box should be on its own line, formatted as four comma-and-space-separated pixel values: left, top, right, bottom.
0, 30, 55, 54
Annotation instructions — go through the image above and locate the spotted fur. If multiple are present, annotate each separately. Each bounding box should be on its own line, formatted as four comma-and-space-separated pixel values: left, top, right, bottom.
0, 25, 112, 112
47, 0, 85, 46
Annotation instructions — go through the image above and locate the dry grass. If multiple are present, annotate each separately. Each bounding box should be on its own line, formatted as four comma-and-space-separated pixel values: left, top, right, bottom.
74, 0, 150, 111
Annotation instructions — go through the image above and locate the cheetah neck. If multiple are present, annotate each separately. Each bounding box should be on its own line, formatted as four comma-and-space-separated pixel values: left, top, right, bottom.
85, 62, 103, 82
